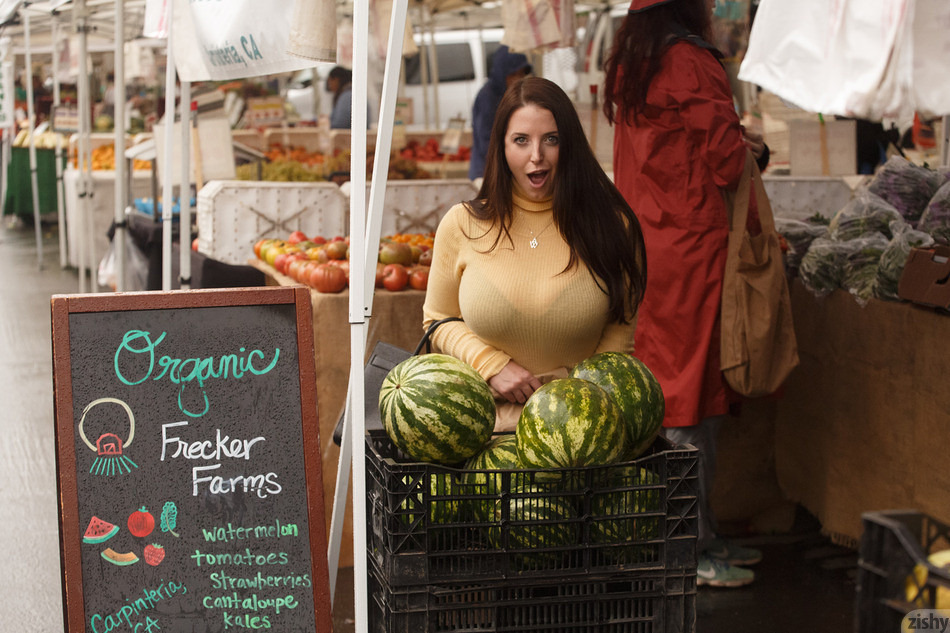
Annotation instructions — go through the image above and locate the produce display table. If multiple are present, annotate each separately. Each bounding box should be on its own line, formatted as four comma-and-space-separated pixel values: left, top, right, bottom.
250, 258, 427, 567
773, 281, 950, 547
2, 147, 66, 218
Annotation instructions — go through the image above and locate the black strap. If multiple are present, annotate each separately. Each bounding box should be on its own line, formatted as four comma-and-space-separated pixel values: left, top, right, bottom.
412, 317, 464, 356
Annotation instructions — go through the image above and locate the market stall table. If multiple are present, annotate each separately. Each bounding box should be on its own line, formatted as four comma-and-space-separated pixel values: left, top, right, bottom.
773, 281, 950, 547
250, 258, 427, 567
63, 167, 155, 270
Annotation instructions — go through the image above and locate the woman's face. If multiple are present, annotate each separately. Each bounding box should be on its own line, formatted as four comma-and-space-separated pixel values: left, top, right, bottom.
504, 104, 559, 202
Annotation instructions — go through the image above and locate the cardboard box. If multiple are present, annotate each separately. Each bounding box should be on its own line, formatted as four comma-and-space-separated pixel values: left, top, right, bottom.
898, 245, 950, 309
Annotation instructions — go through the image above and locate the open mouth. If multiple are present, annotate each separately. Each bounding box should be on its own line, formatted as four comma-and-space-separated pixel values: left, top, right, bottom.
527, 170, 548, 187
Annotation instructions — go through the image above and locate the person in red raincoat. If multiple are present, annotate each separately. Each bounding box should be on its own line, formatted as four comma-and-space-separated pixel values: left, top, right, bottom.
603, 0, 769, 588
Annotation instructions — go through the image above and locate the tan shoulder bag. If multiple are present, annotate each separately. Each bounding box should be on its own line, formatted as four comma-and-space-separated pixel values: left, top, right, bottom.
720, 152, 799, 397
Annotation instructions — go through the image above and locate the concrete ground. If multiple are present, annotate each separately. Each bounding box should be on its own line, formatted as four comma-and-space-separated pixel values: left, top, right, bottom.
1, 218, 856, 632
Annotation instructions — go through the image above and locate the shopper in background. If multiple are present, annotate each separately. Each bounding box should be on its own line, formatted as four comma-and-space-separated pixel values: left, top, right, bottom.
326, 66, 355, 130
468, 46, 533, 181
425, 77, 646, 430
603, 0, 769, 588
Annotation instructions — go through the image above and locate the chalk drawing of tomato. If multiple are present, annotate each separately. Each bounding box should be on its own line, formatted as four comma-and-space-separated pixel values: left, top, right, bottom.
143, 543, 165, 566
128, 507, 155, 538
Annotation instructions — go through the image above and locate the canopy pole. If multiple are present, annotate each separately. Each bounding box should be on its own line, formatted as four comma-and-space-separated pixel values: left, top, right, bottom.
178, 80, 191, 289
348, 0, 370, 630
76, 0, 93, 292
161, 0, 176, 291
113, 0, 127, 290
23, 7, 43, 270
327, 0, 409, 605
51, 12, 68, 269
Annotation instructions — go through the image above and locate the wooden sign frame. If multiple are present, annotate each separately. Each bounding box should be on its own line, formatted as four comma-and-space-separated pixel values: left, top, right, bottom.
51, 286, 331, 633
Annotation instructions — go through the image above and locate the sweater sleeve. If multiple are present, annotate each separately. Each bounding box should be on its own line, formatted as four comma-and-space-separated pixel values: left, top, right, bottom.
422, 205, 512, 380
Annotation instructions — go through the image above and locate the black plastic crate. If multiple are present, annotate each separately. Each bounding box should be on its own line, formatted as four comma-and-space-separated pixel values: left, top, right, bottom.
368, 557, 696, 633
856, 510, 950, 633
365, 430, 698, 587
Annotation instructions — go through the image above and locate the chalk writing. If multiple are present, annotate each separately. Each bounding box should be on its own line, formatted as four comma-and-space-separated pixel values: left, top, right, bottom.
113, 329, 280, 418
201, 520, 299, 543
209, 570, 312, 590
89, 578, 188, 633
191, 548, 290, 567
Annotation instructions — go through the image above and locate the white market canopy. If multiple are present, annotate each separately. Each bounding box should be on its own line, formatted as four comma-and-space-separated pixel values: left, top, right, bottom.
739, 0, 950, 123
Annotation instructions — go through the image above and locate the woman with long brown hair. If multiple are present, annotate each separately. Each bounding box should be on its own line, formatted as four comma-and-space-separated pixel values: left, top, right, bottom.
423, 77, 647, 429
603, 0, 768, 588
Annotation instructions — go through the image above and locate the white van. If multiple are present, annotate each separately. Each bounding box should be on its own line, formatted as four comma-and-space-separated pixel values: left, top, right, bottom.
400, 28, 504, 131
283, 30, 502, 132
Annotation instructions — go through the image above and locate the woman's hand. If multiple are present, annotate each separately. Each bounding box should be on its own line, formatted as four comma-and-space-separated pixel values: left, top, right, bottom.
489, 361, 542, 404
741, 127, 766, 160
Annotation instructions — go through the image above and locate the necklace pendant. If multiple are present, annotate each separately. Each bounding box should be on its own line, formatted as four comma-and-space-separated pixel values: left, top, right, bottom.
529, 237, 539, 249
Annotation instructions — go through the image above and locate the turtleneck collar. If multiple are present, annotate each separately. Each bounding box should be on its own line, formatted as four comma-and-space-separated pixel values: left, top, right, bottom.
512, 183, 553, 214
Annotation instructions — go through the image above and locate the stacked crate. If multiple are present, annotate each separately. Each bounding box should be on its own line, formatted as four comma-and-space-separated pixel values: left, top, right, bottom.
365, 430, 699, 633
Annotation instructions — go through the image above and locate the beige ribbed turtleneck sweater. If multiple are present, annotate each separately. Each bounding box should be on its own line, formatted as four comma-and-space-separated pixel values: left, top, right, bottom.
422, 189, 636, 381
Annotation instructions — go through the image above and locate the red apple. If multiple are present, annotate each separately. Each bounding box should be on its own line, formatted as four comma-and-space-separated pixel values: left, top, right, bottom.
311, 235, 327, 245
382, 263, 409, 291
409, 266, 429, 291
418, 249, 433, 266
375, 262, 386, 288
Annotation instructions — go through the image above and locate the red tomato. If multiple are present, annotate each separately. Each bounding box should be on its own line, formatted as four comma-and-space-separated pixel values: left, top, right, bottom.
128, 507, 155, 538
191, 237, 200, 252
409, 266, 429, 291
325, 241, 348, 260
382, 263, 409, 291
309, 263, 347, 293
144, 543, 165, 566
287, 230, 308, 245
310, 235, 327, 245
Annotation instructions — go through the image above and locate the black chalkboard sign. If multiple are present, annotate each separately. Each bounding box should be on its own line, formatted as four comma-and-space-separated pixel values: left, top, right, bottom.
51, 287, 331, 633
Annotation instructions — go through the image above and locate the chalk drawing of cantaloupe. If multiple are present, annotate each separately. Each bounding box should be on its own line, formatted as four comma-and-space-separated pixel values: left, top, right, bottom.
82, 516, 119, 544
101, 548, 139, 566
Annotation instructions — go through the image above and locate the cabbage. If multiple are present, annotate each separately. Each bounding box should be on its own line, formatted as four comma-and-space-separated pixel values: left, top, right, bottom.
867, 155, 949, 225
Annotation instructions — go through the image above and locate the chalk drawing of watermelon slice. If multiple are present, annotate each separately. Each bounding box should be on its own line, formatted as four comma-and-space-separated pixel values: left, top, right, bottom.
82, 516, 119, 544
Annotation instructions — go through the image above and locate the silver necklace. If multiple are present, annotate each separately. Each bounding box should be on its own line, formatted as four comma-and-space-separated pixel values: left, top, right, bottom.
527, 219, 555, 248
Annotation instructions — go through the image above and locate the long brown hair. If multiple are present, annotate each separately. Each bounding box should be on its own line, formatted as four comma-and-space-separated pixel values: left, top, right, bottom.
602, 0, 713, 124
468, 77, 646, 323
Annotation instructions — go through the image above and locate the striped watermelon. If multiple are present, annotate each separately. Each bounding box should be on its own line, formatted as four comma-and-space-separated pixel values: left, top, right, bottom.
569, 352, 665, 459
487, 483, 578, 569
398, 472, 460, 527
379, 353, 496, 465
590, 466, 662, 564
463, 435, 521, 521
516, 378, 626, 473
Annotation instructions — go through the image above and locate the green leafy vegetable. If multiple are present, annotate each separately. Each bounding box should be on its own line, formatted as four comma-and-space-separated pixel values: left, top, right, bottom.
160, 501, 180, 538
